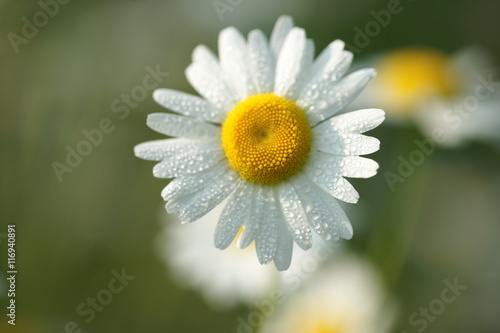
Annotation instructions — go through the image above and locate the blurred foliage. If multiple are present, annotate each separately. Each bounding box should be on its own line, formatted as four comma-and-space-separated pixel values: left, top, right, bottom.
1, 0, 499, 332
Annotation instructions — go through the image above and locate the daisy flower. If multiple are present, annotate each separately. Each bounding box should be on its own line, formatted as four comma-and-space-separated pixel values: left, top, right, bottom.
357, 46, 500, 148
135, 16, 384, 270
260, 255, 395, 333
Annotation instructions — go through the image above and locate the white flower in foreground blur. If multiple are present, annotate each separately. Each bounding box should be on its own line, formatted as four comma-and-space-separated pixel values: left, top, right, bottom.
155, 204, 277, 308
156, 203, 341, 308
358, 47, 500, 148
261, 256, 395, 333
135, 16, 384, 270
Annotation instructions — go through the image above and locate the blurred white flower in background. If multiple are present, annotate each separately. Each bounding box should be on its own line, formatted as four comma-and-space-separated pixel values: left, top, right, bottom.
155, 203, 345, 308
356, 46, 500, 148
261, 255, 395, 333
136, 15, 385, 270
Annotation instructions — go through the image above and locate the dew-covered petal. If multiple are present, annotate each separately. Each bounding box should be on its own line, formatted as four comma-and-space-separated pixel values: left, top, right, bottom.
302, 68, 377, 125
237, 184, 262, 249
270, 15, 294, 56
335, 155, 379, 178
134, 139, 177, 161
186, 45, 237, 114
315, 153, 378, 178
219, 27, 256, 100
273, 210, 293, 271
334, 177, 360, 203
293, 175, 353, 241
254, 189, 279, 264
319, 108, 385, 134
134, 138, 210, 161
305, 151, 360, 203
214, 183, 253, 250
278, 183, 312, 250
303, 40, 345, 82
237, 187, 279, 265
298, 41, 354, 109
152, 89, 225, 123
313, 132, 380, 156
165, 168, 240, 223
274, 28, 314, 100
248, 29, 275, 93
152, 142, 224, 178
146, 113, 220, 139
161, 161, 228, 201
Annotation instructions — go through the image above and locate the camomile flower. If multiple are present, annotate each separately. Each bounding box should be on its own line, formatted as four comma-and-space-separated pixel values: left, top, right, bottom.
357, 46, 500, 148
135, 16, 384, 270
359, 47, 460, 118
260, 255, 395, 333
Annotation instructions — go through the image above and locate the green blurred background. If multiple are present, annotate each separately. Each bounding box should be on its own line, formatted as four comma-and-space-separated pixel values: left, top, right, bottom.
1, 0, 499, 332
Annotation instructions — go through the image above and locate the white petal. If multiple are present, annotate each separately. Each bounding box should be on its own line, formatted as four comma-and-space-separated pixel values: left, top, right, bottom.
254, 189, 279, 264
214, 183, 253, 249
273, 210, 293, 271
302, 39, 316, 93
134, 138, 207, 161
278, 183, 312, 250
334, 177, 360, 203
152, 142, 224, 178
301, 68, 377, 125
134, 139, 175, 161
152, 89, 224, 123
237, 184, 262, 249
313, 108, 384, 156
192, 44, 218, 63
293, 175, 353, 241
305, 152, 360, 203
274, 28, 314, 100
146, 113, 220, 139
186, 45, 237, 114
298, 41, 354, 109
338, 156, 379, 178
318, 153, 379, 178
237, 186, 279, 265
219, 27, 256, 100
313, 132, 380, 156
320, 108, 385, 134
270, 15, 294, 56
161, 161, 227, 201
166, 168, 240, 223
304, 40, 346, 83
248, 29, 275, 93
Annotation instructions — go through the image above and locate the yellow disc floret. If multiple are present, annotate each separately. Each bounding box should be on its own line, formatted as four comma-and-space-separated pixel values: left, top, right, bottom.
221, 94, 312, 184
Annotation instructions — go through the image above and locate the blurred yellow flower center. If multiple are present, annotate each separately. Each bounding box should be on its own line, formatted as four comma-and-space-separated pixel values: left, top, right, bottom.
284, 316, 345, 333
221, 94, 311, 184
315, 326, 341, 333
376, 48, 460, 115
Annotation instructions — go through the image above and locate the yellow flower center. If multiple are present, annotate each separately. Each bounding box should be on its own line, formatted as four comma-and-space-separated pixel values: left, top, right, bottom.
376, 48, 460, 115
221, 94, 311, 184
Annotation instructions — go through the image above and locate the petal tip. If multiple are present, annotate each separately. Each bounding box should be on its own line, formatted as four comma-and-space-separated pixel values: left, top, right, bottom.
341, 225, 353, 240
276, 15, 294, 26
274, 258, 291, 271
